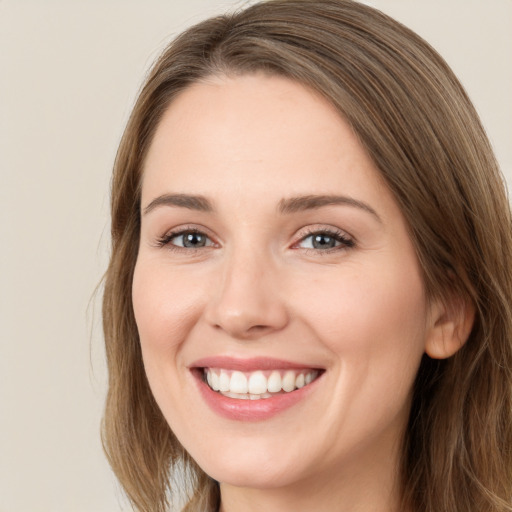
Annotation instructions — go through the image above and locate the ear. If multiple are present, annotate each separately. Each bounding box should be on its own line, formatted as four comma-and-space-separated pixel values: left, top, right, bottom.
424, 293, 475, 359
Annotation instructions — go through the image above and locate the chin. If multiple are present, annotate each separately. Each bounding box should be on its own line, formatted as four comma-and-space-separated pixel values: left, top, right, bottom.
187, 437, 308, 490
205, 458, 301, 490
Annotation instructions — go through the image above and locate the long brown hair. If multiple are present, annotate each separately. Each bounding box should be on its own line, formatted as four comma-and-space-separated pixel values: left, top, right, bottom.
102, 1, 512, 510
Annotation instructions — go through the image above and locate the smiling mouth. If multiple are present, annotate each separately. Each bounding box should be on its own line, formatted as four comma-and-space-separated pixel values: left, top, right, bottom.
202, 368, 322, 400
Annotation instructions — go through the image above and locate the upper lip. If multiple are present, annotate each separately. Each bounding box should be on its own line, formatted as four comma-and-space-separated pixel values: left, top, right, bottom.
190, 356, 324, 372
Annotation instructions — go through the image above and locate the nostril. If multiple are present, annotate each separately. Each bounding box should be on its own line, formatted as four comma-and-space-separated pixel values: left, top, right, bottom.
245, 325, 276, 338
206, 290, 289, 338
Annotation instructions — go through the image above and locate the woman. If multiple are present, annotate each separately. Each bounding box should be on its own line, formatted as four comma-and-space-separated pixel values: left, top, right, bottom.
102, 1, 512, 511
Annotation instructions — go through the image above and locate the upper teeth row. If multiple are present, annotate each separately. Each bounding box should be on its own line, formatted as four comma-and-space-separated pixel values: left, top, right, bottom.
205, 368, 319, 395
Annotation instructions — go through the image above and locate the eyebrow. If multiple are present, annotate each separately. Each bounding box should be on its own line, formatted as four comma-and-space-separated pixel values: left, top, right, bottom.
278, 194, 382, 222
143, 193, 214, 215
143, 192, 381, 223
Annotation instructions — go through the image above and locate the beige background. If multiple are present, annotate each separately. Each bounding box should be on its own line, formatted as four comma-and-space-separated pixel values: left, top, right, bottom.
1, 1, 510, 511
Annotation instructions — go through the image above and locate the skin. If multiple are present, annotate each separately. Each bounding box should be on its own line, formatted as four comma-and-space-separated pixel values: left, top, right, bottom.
132, 74, 461, 512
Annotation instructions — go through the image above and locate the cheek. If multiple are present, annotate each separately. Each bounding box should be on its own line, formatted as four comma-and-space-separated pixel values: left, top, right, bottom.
297, 261, 428, 449
296, 258, 428, 375
131, 258, 214, 426
131, 259, 207, 359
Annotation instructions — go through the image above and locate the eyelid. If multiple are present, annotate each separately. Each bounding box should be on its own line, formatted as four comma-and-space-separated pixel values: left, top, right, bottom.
154, 224, 219, 250
291, 225, 356, 251
152, 223, 355, 253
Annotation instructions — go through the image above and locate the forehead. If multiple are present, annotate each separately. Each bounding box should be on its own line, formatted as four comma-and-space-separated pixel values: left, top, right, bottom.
141, 74, 395, 219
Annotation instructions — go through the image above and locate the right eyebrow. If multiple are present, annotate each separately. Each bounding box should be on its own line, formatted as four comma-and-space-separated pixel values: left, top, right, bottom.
142, 193, 214, 215
278, 194, 382, 223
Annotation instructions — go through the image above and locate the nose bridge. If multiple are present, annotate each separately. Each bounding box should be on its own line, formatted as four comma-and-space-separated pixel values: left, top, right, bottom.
206, 237, 288, 339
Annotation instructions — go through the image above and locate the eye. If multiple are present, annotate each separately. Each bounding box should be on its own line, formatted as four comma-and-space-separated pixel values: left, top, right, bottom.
173, 231, 211, 248
157, 229, 215, 249
296, 229, 355, 251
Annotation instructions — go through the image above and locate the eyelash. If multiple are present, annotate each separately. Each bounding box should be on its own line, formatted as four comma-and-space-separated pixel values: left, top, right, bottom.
155, 227, 355, 253
294, 227, 355, 253
155, 227, 213, 251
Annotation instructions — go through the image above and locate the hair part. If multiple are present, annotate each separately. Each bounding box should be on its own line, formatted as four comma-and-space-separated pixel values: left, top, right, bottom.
102, 1, 512, 510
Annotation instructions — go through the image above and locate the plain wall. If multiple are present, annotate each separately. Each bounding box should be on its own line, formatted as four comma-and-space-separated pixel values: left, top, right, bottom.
1, 1, 510, 511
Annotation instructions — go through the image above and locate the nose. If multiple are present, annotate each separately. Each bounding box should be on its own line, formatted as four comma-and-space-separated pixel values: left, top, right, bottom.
204, 246, 289, 340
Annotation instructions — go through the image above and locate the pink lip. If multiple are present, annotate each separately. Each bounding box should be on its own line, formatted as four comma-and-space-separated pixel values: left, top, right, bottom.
190, 356, 323, 372
190, 357, 324, 422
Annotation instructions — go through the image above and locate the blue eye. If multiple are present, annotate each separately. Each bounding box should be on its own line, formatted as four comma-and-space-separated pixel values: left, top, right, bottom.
157, 230, 214, 249
156, 228, 353, 252
173, 232, 210, 248
297, 230, 354, 250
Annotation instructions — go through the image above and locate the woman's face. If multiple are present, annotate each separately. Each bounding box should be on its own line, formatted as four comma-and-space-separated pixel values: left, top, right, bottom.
133, 74, 436, 492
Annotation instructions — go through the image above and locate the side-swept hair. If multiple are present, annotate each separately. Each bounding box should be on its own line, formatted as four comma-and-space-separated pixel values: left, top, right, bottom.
102, 1, 512, 510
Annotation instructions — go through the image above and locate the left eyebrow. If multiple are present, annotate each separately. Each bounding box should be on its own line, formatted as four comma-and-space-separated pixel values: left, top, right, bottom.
278, 194, 382, 223
142, 193, 214, 215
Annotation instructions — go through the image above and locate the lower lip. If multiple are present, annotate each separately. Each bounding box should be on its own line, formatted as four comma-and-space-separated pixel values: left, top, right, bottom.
193, 370, 321, 422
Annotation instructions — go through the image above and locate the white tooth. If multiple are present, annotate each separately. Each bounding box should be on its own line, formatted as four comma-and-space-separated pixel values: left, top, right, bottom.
206, 370, 213, 388
249, 394, 261, 400
210, 370, 220, 391
267, 371, 282, 392
282, 371, 296, 392
309, 370, 320, 384
295, 373, 305, 388
230, 371, 248, 394
305, 371, 314, 385
224, 391, 250, 399
219, 370, 230, 392
248, 371, 267, 394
